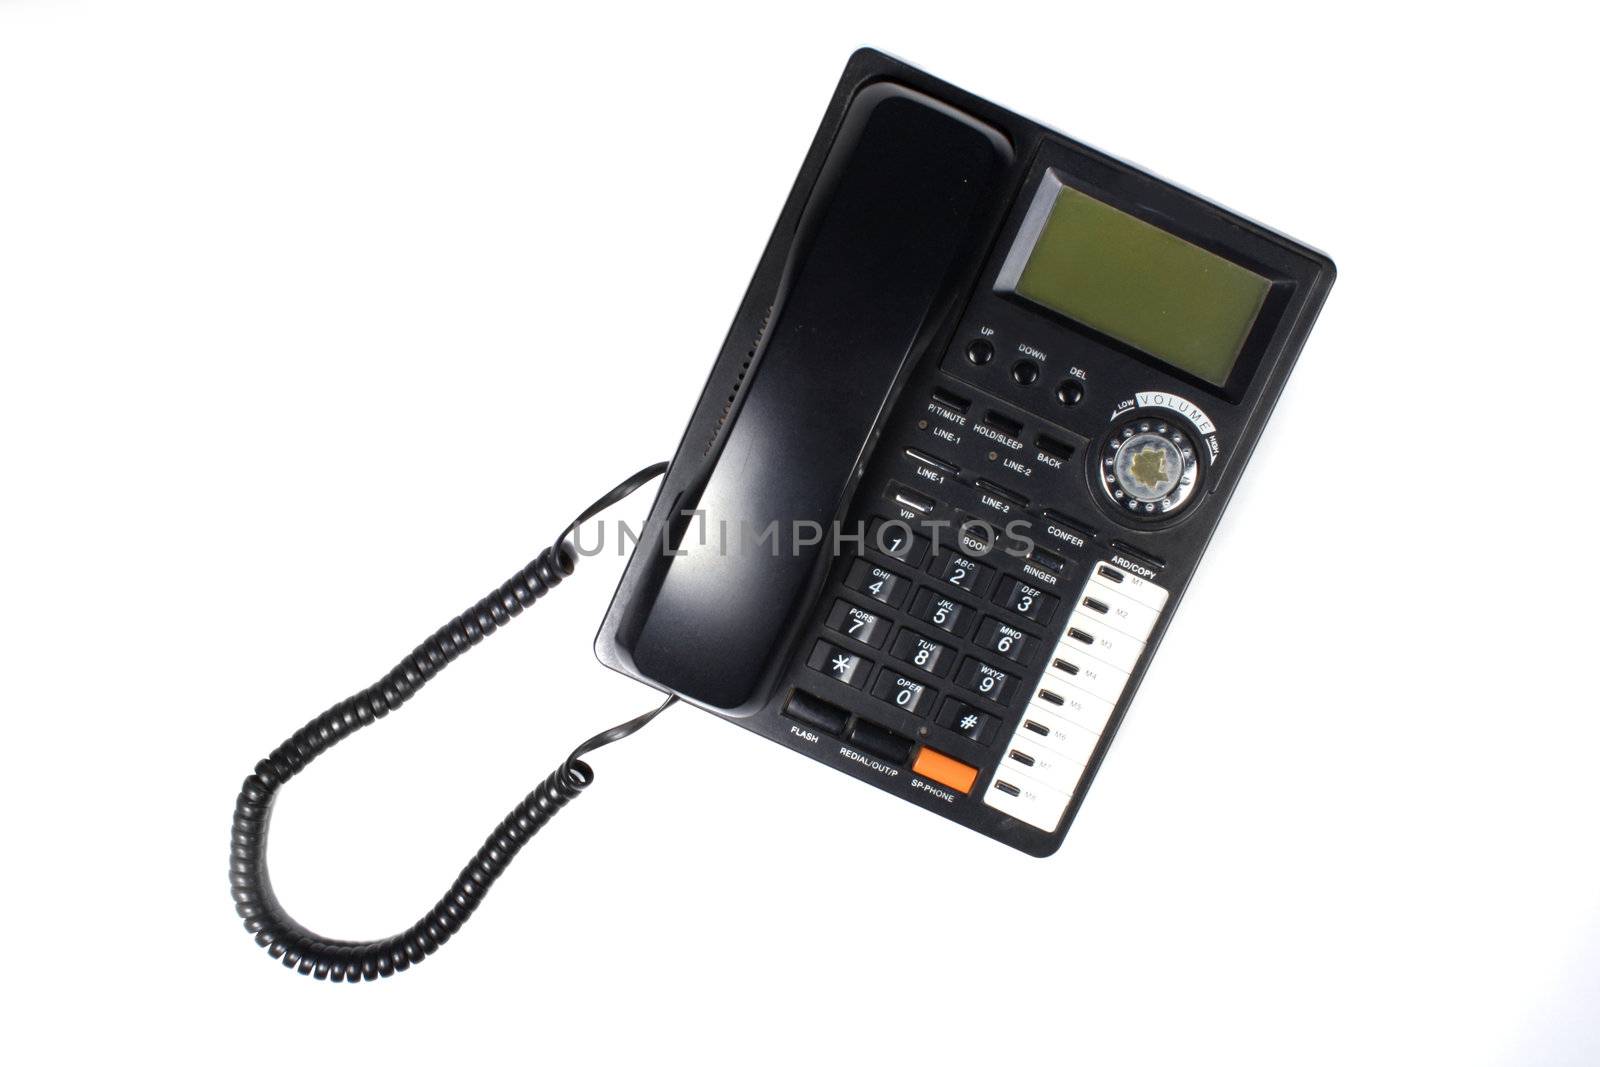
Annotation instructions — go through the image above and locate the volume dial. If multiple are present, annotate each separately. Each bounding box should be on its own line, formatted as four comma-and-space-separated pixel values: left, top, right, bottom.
1099, 418, 1201, 518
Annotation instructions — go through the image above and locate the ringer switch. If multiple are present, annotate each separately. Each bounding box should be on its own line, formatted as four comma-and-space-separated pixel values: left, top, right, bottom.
782, 691, 849, 737
846, 719, 915, 764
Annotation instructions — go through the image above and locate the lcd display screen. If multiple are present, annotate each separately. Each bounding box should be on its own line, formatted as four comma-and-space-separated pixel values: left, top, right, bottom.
1012, 182, 1271, 386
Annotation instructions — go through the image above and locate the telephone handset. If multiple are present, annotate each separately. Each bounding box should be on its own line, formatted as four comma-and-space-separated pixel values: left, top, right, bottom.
230, 50, 1332, 981
597, 50, 1334, 854
626, 84, 1012, 710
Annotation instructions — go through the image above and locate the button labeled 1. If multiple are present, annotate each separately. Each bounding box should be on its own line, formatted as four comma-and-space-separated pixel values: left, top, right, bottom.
868, 517, 927, 566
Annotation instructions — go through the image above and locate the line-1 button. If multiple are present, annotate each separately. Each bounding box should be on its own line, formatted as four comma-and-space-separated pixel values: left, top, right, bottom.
904, 447, 959, 479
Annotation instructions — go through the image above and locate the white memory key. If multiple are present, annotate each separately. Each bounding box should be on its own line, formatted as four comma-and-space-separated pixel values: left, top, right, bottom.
1078, 579, 1162, 640
1059, 609, 1147, 673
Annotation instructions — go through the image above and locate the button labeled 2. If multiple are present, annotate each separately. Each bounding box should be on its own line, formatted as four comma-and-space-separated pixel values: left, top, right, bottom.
929, 551, 994, 596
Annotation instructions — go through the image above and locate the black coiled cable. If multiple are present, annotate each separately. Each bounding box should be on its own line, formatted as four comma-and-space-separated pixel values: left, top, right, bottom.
229, 462, 672, 982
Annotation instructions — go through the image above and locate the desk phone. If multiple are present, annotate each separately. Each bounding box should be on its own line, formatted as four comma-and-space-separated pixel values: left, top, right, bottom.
596, 49, 1333, 855
230, 48, 1333, 980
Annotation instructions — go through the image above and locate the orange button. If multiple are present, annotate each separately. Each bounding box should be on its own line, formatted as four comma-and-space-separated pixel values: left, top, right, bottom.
911, 746, 979, 794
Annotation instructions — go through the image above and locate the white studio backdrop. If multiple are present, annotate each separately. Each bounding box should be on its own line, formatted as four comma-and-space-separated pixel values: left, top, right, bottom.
1, 2, 1596, 1064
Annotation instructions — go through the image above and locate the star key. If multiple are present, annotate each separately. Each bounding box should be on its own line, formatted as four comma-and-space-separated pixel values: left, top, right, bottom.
807, 639, 871, 689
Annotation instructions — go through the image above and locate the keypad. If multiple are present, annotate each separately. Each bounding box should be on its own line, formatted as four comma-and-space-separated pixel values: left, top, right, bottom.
844, 559, 910, 609
891, 630, 955, 677
814, 437, 1092, 752
871, 669, 935, 717
909, 587, 973, 637
825, 599, 891, 649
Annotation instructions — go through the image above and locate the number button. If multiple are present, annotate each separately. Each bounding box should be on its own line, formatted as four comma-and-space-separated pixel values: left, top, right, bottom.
870, 669, 935, 717
994, 575, 1059, 624
954, 656, 1016, 706
890, 630, 955, 678
974, 616, 1031, 664
844, 558, 909, 609
928, 550, 994, 597
909, 587, 972, 637
807, 640, 871, 689
867, 517, 927, 567
825, 599, 890, 649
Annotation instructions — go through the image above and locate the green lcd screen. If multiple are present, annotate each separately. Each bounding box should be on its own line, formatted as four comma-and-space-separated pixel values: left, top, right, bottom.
1013, 182, 1271, 386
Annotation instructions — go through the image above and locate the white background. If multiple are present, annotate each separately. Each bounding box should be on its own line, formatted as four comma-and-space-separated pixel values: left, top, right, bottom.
2, 1, 1596, 1063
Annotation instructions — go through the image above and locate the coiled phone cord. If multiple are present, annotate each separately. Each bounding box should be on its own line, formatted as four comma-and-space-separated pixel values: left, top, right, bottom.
229, 462, 672, 982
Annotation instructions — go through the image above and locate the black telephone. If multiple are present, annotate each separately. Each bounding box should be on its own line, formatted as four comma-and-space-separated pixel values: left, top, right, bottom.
231, 49, 1333, 979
